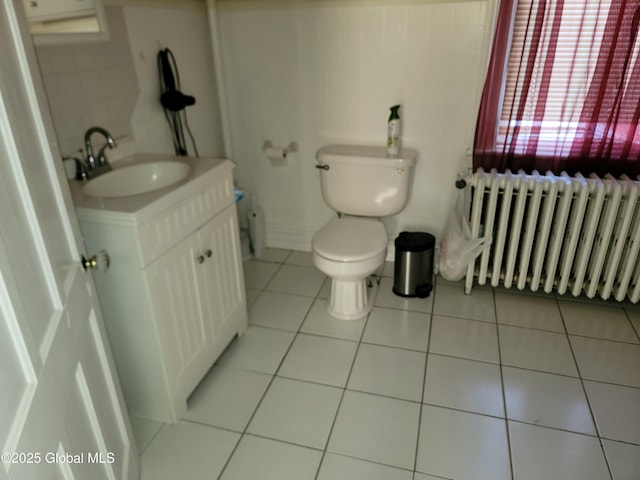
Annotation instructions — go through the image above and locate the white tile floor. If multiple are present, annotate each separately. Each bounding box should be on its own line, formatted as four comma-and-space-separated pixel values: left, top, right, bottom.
138, 248, 640, 480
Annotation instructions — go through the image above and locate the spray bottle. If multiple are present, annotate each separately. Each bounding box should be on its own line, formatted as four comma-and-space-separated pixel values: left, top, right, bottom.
387, 104, 401, 157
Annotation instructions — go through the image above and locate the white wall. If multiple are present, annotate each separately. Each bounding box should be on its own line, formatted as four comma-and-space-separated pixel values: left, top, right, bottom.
124, 4, 225, 157
36, 0, 491, 253
36, 4, 225, 160
217, 0, 491, 251
36, 7, 139, 157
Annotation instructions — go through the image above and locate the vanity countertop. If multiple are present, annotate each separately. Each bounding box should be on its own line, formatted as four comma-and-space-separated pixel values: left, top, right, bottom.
69, 153, 235, 225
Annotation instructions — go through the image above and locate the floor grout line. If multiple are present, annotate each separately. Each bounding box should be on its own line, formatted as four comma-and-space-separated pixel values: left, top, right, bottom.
493, 286, 516, 480
557, 294, 615, 480
312, 290, 373, 480
412, 280, 436, 477
140, 253, 640, 479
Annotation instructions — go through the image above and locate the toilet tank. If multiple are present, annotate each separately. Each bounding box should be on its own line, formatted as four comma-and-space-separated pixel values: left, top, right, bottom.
316, 145, 417, 217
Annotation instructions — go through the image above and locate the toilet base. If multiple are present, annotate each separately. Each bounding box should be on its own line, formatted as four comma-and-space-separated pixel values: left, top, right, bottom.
326, 276, 379, 320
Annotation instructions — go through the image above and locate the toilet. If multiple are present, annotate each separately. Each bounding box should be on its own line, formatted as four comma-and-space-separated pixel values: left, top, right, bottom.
312, 144, 417, 320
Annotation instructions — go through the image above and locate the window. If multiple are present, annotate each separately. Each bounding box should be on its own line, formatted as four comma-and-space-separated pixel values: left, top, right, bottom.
474, 0, 640, 177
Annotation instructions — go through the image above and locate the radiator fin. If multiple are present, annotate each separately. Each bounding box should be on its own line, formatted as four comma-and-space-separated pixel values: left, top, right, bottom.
465, 168, 640, 303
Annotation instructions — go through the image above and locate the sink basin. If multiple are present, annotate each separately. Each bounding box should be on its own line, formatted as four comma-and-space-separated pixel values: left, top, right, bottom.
83, 161, 191, 198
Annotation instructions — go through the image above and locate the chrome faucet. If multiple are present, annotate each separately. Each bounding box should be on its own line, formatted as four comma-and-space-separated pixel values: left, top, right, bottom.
84, 127, 116, 176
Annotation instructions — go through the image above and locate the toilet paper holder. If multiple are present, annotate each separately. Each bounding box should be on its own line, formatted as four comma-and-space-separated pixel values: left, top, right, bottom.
262, 140, 298, 159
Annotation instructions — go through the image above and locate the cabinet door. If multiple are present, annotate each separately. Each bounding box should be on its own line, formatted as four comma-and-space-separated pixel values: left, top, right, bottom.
146, 232, 211, 417
198, 204, 247, 356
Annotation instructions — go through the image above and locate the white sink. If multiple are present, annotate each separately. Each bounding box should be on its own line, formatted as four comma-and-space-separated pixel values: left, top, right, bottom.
83, 161, 191, 198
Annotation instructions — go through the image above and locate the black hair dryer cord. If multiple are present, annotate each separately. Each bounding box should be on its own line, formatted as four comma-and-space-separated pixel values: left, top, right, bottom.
157, 48, 199, 157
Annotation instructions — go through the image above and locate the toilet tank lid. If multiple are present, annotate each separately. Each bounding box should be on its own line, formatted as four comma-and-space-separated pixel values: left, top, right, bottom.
316, 145, 417, 166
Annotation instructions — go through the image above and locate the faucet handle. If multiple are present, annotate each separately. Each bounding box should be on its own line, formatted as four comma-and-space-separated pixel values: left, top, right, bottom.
63, 153, 88, 181
96, 141, 116, 169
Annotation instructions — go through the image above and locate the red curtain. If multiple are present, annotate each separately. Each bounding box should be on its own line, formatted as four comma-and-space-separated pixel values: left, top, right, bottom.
474, 0, 640, 178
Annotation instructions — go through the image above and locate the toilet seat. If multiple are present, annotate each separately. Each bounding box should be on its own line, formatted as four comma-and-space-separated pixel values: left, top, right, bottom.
312, 217, 387, 262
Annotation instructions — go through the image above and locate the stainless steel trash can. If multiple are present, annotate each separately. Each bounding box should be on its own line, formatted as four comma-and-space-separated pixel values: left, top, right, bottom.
393, 231, 435, 298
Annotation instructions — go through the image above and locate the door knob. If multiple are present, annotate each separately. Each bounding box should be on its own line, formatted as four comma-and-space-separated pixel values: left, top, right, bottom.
81, 250, 110, 272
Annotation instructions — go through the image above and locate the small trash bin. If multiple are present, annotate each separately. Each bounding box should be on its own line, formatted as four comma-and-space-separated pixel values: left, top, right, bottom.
393, 231, 435, 298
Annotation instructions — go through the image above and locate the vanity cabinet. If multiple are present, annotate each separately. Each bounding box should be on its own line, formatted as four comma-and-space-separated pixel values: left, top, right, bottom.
76, 158, 247, 424
146, 204, 245, 409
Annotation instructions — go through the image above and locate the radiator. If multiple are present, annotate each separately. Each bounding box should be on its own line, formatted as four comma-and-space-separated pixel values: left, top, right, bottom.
463, 168, 640, 303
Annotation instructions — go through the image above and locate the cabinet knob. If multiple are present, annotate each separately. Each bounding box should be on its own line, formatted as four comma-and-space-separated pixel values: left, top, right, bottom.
205, 249, 212, 258
196, 255, 205, 264
29, 0, 38, 7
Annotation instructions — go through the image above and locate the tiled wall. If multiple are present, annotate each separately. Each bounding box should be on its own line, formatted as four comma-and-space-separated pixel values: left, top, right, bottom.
35, 7, 138, 158
35, 0, 490, 251
219, 0, 491, 250
35, 4, 225, 161
123, 4, 225, 157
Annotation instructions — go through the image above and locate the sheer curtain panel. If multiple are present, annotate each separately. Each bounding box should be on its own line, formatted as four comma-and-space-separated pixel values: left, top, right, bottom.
474, 0, 640, 177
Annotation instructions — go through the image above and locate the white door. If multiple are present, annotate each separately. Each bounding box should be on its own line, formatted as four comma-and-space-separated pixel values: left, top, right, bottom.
0, 0, 138, 479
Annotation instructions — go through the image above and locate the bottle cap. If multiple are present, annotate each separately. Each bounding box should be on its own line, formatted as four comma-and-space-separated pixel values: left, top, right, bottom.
389, 104, 401, 121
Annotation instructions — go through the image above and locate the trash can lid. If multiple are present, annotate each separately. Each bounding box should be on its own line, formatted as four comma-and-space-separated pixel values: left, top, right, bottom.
395, 231, 435, 252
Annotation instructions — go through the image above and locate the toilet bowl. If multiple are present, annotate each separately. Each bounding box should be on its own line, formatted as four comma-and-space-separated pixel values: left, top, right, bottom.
312, 217, 387, 320
312, 144, 417, 321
